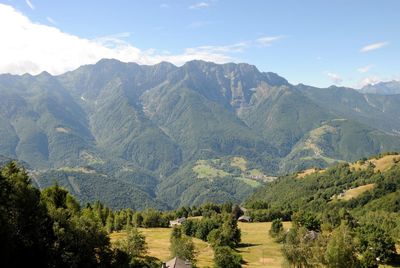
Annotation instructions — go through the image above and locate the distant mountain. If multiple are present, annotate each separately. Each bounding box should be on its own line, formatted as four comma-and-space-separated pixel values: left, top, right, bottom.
359, 80, 400, 95
0, 59, 400, 209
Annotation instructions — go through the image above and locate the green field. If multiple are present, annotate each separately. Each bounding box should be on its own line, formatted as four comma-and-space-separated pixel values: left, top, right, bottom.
110, 222, 290, 267
193, 160, 230, 179
231, 156, 248, 171
238, 222, 291, 268
110, 227, 214, 267
193, 158, 264, 188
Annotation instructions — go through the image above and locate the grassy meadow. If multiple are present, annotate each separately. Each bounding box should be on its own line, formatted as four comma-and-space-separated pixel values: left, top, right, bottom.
238, 222, 291, 268
110, 227, 214, 267
110, 221, 290, 267
338, 183, 375, 200
350, 154, 400, 172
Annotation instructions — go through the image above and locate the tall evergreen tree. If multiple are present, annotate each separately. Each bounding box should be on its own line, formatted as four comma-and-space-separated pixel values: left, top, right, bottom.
0, 162, 54, 267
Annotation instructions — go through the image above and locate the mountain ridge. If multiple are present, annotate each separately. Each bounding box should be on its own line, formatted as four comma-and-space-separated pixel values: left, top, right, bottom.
1, 59, 400, 209
359, 80, 400, 95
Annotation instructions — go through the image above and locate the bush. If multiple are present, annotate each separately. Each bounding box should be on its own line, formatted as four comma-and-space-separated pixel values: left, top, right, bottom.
170, 227, 197, 264
213, 246, 242, 268
115, 227, 148, 258
357, 224, 396, 267
324, 225, 358, 268
269, 218, 284, 241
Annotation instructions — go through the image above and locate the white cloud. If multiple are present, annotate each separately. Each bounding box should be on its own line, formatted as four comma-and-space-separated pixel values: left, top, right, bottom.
360, 41, 389, 52
357, 64, 374, 73
149, 47, 234, 65
325, 71, 343, 84
256, 36, 283, 47
95, 32, 132, 44
0, 4, 245, 75
46, 16, 56, 25
25, 0, 34, 10
189, 2, 210, 9
355, 74, 400, 88
358, 76, 381, 88
145, 43, 250, 65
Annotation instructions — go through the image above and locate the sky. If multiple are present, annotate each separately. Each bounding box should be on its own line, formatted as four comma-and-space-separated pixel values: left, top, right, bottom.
0, 0, 399, 88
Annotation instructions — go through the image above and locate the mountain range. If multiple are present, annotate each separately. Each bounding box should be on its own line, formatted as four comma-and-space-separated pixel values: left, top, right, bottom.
359, 80, 400, 95
0, 59, 400, 209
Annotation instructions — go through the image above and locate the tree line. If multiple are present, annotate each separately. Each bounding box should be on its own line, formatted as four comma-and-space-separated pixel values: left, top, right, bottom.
270, 209, 398, 267
0, 161, 247, 267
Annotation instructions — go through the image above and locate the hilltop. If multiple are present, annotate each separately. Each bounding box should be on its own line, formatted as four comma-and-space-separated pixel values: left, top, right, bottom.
245, 152, 400, 220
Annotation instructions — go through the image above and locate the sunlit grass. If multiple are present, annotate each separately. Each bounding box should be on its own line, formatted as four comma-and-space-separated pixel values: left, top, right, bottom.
338, 183, 375, 200
237, 222, 291, 268
110, 227, 214, 267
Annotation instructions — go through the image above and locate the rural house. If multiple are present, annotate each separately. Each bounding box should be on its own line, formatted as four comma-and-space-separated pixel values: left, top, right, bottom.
169, 217, 186, 227
161, 257, 192, 268
238, 215, 252, 222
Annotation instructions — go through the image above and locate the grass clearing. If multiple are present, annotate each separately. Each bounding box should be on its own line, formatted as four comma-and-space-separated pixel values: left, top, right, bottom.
372, 155, 400, 172
193, 160, 229, 179
338, 183, 375, 200
298, 154, 400, 179
238, 222, 291, 268
110, 228, 214, 267
248, 169, 264, 178
231, 156, 247, 171
57, 166, 96, 174
297, 168, 319, 178
351, 154, 400, 172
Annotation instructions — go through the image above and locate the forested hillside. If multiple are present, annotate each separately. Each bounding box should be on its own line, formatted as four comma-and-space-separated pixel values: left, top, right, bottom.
246, 153, 400, 267
246, 152, 400, 218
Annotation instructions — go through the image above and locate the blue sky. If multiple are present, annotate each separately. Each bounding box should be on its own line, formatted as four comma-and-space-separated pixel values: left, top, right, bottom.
0, 0, 399, 88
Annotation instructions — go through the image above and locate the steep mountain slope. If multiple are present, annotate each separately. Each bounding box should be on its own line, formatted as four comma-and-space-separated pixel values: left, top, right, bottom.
0, 59, 400, 208
34, 166, 165, 210
0, 72, 95, 168
239, 85, 333, 156
297, 84, 400, 135
59, 60, 183, 175
140, 61, 279, 166
281, 119, 400, 173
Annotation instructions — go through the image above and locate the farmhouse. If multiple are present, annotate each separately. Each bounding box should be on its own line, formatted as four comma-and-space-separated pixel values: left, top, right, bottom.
162, 257, 192, 268
169, 217, 186, 227
238, 215, 252, 222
